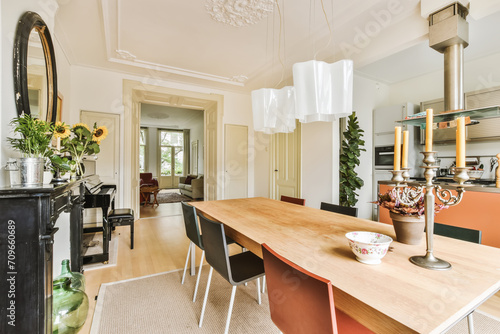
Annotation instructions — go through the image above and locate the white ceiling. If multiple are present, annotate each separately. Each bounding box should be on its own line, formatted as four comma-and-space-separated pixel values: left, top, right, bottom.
54, 0, 500, 92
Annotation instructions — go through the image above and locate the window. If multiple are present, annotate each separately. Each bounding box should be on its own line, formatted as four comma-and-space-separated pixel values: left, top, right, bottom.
159, 130, 184, 176
139, 127, 147, 173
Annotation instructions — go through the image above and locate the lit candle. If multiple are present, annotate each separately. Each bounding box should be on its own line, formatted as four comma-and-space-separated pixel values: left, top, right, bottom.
394, 126, 401, 171
402, 130, 409, 168
56, 137, 61, 151
425, 108, 433, 152
456, 117, 466, 167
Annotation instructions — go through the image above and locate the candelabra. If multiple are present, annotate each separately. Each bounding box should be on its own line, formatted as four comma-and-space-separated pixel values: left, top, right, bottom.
391, 151, 469, 270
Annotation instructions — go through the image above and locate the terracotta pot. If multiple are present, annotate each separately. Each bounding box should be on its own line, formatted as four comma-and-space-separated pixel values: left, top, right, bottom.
390, 212, 425, 245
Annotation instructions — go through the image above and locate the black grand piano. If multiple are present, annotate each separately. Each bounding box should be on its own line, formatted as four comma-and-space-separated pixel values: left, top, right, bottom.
82, 174, 116, 264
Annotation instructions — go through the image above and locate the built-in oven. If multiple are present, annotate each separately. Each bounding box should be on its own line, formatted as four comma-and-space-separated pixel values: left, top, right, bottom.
374, 145, 395, 170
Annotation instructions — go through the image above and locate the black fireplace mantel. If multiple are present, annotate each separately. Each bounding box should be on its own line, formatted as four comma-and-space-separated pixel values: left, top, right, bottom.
0, 177, 88, 333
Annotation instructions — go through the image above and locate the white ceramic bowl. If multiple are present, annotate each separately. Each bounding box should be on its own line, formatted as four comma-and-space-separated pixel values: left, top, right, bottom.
345, 231, 393, 265
468, 170, 484, 179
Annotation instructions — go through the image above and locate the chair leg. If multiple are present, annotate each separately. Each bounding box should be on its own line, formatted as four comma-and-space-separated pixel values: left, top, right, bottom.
199, 266, 213, 328
467, 313, 474, 334
224, 286, 237, 334
256, 277, 261, 305
262, 275, 266, 293
192, 250, 205, 302
190, 242, 196, 276
181, 242, 192, 285
130, 221, 134, 249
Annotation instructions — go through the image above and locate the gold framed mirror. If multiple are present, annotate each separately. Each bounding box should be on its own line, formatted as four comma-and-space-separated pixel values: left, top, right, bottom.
13, 11, 58, 123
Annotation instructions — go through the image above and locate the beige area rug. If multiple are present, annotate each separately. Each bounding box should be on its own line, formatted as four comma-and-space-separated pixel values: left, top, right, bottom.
90, 267, 500, 333
156, 190, 192, 204
446, 311, 500, 333
90, 267, 279, 334
82, 231, 119, 271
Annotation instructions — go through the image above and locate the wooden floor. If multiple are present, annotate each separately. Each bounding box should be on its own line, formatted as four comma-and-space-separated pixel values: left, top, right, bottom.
80, 202, 500, 333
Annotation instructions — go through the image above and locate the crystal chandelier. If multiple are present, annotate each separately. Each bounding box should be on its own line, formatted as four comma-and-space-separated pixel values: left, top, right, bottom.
205, 0, 274, 27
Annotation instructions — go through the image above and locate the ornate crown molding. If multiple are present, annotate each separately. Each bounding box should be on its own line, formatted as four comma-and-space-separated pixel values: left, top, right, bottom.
205, 0, 273, 27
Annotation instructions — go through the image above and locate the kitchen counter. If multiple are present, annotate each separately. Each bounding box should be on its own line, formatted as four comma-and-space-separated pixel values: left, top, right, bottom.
378, 179, 500, 194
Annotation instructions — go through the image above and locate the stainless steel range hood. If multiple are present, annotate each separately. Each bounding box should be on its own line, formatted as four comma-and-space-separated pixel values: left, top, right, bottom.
402, 2, 500, 142
429, 2, 469, 112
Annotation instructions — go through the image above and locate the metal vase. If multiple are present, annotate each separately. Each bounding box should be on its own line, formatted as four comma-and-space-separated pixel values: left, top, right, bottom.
17, 157, 45, 187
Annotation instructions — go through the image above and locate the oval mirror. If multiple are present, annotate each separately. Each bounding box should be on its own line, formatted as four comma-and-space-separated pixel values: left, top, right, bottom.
13, 11, 58, 123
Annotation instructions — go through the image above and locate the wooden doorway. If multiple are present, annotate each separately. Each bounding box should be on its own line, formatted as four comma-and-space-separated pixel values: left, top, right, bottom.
123, 80, 223, 217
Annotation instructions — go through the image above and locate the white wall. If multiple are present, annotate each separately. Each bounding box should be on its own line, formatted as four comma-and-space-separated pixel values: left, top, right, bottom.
352, 76, 391, 218
386, 51, 500, 180
301, 121, 334, 209
69, 65, 255, 204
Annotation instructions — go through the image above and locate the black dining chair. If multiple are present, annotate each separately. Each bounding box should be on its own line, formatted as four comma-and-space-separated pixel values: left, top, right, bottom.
197, 213, 265, 334
433, 223, 482, 244
320, 202, 358, 217
180, 202, 206, 302
434, 222, 482, 333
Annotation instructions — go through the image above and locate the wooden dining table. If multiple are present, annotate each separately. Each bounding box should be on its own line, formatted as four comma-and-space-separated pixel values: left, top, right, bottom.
191, 197, 500, 334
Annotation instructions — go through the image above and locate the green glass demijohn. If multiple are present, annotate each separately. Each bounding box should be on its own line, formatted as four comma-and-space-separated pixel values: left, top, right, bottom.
55, 259, 86, 291
52, 277, 89, 334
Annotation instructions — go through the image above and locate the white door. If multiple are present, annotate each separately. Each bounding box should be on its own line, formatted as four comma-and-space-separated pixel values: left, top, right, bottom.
80, 111, 120, 186
224, 124, 248, 199
271, 123, 301, 200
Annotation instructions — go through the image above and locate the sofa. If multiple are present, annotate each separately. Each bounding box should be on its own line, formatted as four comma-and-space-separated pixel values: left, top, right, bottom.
179, 174, 204, 199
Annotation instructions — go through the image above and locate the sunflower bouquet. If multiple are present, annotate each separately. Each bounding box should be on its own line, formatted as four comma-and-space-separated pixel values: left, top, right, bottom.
53, 122, 108, 176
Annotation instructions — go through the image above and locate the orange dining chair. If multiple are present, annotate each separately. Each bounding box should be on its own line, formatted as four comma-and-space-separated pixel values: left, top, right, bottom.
262, 243, 374, 334
280, 195, 306, 206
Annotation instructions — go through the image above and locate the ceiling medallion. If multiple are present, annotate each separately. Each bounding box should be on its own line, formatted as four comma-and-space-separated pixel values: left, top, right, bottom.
205, 0, 274, 27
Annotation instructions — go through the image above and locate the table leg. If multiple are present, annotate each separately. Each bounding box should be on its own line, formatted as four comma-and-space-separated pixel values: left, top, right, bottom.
153, 191, 159, 207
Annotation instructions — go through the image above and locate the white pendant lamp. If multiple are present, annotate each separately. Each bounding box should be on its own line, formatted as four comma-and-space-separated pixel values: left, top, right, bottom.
251, 86, 296, 134
293, 59, 353, 123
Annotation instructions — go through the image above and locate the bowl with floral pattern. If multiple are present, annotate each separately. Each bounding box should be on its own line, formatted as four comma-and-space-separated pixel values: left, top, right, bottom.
345, 231, 393, 264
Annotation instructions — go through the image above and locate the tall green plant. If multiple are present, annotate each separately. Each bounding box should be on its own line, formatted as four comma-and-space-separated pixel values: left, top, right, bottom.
7, 113, 54, 158
339, 113, 366, 207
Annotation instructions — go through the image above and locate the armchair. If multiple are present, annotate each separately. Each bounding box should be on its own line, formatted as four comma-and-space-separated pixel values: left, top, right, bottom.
140, 173, 158, 187
140, 173, 158, 204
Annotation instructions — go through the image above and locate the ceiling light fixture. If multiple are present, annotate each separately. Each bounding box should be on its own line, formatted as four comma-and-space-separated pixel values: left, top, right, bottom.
205, 0, 274, 27
252, 0, 296, 134
292, 0, 353, 123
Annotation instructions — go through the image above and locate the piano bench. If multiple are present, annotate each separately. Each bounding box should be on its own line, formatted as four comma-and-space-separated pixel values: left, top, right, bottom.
108, 209, 135, 249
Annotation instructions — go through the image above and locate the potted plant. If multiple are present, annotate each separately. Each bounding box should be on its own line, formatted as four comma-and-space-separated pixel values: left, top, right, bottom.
375, 188, 448, 244
339, 112, 365, 208
7, 113, 54, 186
55, 121, 108, 178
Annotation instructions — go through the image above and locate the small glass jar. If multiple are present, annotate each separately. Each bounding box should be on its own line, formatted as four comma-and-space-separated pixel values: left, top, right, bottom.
52, 278, 89, 334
